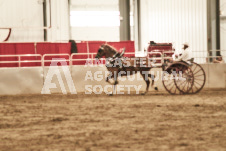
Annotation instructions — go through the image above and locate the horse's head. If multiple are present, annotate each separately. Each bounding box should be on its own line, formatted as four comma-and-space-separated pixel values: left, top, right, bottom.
95, 44, 118, 59
95, 45, 106, 59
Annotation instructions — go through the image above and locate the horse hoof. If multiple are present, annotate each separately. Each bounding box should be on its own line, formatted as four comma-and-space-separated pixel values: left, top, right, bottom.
141, 92, 146, 95
154, 87, 158, 91
114, 81, 119, 85
108, 93, 113, 96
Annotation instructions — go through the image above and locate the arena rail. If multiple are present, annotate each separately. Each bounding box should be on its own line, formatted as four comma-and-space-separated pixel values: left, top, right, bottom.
0, 54, 42, 67
71, 53, 95, 65
1, 51, 226, 68
42, 54, 71, 66
0, 51, 177, 67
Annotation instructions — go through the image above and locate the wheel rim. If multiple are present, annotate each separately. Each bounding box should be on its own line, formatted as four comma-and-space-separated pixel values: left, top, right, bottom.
189, 62, 206, 94
174, 65, 194, 94
162, 67, 182, 95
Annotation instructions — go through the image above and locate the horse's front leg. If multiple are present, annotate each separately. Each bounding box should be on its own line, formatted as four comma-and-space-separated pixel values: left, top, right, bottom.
106, 71, 119, 96
105, 74, 113, 85
112, 71, 120, 95
105, 74, 119, 85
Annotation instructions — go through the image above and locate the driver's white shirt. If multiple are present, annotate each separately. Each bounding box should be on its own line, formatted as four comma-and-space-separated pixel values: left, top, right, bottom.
175, 48, 191, 61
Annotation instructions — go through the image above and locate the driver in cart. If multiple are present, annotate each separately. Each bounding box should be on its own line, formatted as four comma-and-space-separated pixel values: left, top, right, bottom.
174, 43, 191, 62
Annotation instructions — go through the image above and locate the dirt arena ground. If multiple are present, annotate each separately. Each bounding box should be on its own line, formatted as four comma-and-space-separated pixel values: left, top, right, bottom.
0, 90, 226, 151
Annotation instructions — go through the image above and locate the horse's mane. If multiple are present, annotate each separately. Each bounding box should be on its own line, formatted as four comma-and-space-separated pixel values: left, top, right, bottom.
103, 44, 118, 53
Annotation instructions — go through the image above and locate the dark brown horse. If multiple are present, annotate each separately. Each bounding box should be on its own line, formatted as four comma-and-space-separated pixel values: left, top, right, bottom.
95, 44, 158, 95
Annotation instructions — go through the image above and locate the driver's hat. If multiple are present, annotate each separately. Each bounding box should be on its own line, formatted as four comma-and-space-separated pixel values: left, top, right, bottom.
183, 42, 189, 47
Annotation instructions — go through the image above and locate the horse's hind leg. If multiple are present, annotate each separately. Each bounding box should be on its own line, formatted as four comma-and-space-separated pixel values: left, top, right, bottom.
148, 74, 158, 91
141, 73, 150, 95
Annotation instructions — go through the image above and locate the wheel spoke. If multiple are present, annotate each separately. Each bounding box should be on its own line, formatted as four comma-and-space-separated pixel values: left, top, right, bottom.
193, 83, 199, 90
194, 80, 202, 86
186, 82, 190, 92
194, 74, 205, 77
174, 86, 177, 94
165, 80, 175, 87
191, 83, 195, 93
187, 81, 192, 92
169, 83, 176, 92
192, 64, 198, 73
193, 69, 203, 75
176, 79, 187, 87
194, 78, 205, 81
182, 81, 188, 92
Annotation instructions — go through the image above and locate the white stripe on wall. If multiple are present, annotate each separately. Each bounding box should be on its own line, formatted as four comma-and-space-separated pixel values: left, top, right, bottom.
139, 0, 208, 63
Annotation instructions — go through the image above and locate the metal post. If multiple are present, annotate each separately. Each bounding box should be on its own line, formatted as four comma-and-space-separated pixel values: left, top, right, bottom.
68, 0, 72, 40
119, 0, 131, 41
133, 0, 141, 51
137, 0, 141, 51
43, 0, 47, 41
216, 0, 220, 56
207, 0, 221, 61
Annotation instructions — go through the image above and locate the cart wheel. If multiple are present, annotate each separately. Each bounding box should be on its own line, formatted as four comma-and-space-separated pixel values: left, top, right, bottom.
174, 65, 194, 94
162, 67, 182, 95
189, 62, 206, 94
